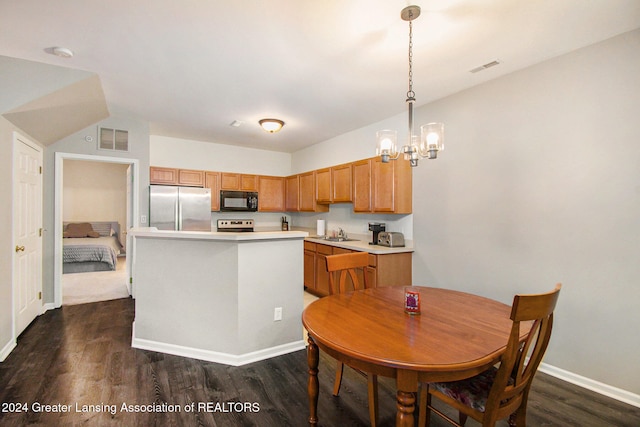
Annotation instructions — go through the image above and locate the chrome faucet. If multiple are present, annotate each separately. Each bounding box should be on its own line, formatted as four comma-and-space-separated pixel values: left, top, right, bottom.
338, 228, 347, 239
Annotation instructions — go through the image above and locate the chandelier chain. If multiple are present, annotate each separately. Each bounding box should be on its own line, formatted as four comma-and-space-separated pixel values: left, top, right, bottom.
407, 19, 415, 100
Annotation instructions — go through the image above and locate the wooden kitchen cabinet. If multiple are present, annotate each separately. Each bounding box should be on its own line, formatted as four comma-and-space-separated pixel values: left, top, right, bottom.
366, 252, 412, 288
177, 169, 205, 187
205, 172, 221, 211
299, 171, 328, 212
285, 171, 330, 213
221, 173, 258, 191
258, 175, 285, 212
351, 157, 412, 214
150, 167, 204, 187
315, 168, 331, 204
371, 157, 412, 213
303, 241, 316, 290
352, 159, 372, 212
285, 175, 299, 211
315, 164, 352, 205
314, 243, 333, 296
331, 163, 352, 203
150, 166, 178, 185
303, 242, 410, 297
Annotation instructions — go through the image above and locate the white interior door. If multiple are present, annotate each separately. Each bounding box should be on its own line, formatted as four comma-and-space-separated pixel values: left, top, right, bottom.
13, 133, 43, 336
126, 164, 133, 293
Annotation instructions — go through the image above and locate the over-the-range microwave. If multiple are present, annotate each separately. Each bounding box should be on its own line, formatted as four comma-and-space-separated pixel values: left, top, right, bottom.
220, 190, 258, 212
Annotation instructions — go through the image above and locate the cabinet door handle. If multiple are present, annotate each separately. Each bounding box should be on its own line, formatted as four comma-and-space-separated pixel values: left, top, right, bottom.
15, 245, 25, 252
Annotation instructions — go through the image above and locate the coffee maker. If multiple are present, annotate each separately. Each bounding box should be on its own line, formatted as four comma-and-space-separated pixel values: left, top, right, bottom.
368, 222, 386, 245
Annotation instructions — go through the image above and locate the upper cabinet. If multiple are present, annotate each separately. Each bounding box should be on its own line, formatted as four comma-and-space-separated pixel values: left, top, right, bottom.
331, 163, 352, 203
315, 168, 331, 204
221, 172, 258, 191
150, 167, 204, 187
151, 154, 412, 214
205, 172, 221, 211
316, 164, 353, 204
371, 157, 412, 214
258, 175, 285, 212
352, 159, 372, 213
285, 175, 300, 212
289, 171, 329, 213
352, 157, 412, 214
300, 171, 329, 212
178, 169, 205, 187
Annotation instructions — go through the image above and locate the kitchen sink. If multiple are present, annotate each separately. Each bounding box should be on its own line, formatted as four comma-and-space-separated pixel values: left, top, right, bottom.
315, 236, 359, 242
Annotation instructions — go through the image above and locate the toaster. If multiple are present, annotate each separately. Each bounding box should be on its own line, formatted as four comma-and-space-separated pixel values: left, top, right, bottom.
377, 231, 405, 247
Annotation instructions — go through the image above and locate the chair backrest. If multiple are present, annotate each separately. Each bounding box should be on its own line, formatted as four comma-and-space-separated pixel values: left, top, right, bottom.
325, 252, 369, 295
484, 283, 562, 424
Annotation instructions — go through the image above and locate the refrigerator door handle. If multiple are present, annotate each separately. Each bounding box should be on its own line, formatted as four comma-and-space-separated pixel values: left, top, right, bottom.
175, 199, 180, 230
178, 200, 183, 230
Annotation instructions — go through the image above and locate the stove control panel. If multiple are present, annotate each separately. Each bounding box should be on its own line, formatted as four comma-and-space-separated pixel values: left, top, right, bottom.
217, 219, 255, 231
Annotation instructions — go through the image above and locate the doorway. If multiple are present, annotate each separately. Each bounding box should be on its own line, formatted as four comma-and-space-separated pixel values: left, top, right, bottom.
53, 153, 139, 308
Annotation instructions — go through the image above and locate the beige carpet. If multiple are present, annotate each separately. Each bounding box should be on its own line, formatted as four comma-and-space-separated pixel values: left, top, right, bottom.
62, 258, 130, 305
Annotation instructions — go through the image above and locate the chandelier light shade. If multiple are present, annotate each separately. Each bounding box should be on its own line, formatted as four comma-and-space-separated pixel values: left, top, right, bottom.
259, 118, 285, 133
377, 5, 445, 167
419, 122, 444, 158
375, 130, 398, 162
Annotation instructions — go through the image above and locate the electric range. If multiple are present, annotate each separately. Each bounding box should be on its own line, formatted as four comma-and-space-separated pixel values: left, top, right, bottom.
216, 219, 254, 232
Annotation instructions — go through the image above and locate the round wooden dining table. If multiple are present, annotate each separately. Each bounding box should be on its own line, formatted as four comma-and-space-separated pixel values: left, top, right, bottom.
302, 286, 523, 427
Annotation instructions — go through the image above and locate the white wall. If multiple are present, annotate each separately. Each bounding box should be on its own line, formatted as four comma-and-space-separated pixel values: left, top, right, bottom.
43, 108, 150, 304
296, 30, 640, 396
410, 29, 640, 395
63, 160, 128, 229
0, 118, 13, 358
150, 135, 292, 176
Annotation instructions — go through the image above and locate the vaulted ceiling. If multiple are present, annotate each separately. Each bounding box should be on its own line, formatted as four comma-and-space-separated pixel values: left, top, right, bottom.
1, 0, 639, 152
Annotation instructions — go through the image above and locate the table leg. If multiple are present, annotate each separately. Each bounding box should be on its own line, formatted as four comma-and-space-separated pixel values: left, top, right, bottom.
307, 336, 319, 426
396, 370, 418, 427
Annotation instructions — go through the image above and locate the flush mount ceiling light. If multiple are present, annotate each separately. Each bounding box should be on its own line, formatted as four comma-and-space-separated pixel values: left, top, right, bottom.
376, 5, 445, 167
259, 118, 285, 133
49, 46, 74, 58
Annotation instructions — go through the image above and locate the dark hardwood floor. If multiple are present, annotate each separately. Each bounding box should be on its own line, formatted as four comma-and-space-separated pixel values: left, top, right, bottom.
1, 298, 638, 426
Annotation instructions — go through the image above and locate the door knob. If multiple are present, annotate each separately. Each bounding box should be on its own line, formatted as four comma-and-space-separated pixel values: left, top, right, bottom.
15, 245, 25, 252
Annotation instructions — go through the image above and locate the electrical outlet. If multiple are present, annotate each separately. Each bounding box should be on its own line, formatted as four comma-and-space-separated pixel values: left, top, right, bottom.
274, 307, 283, 321
141, 214, 147, 224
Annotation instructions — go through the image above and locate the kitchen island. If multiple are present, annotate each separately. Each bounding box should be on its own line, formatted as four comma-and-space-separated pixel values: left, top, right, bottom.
129, 227, 308, 366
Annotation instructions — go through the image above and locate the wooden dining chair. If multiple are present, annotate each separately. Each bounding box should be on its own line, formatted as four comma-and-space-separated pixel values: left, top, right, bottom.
325, 251, 379, 426
418, 283, 562, 427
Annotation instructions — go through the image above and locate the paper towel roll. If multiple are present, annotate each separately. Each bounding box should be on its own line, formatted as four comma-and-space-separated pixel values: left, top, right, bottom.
316, 220, 325, 236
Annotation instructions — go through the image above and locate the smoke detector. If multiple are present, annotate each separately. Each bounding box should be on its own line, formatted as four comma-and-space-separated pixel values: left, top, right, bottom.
48, 47, 74, 58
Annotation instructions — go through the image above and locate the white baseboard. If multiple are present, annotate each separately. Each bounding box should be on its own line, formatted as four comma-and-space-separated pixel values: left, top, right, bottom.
42, 302, 56, 312
0, 339, 17, 362
539, 362, 640, 408
131, 322, 306, 366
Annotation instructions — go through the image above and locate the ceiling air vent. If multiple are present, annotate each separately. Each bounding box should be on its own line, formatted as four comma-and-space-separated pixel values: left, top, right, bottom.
99, 127, 129, 152
470, 60, 501, 73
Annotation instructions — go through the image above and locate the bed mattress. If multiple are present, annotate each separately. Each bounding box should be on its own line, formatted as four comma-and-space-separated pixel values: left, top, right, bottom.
63, 236, 120, 270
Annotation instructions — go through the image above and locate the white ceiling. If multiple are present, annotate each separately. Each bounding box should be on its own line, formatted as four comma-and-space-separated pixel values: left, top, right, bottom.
1, 0, 639, 153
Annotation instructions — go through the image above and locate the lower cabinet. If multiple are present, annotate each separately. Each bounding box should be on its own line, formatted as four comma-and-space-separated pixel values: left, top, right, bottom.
303, 241, 412, 297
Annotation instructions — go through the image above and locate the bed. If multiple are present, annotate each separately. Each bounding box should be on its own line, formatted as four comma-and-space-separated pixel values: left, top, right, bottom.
62, 222, 124, 274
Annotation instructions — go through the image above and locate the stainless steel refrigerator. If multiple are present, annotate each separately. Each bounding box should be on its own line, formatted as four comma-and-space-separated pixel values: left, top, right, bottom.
149, 186, 212, 231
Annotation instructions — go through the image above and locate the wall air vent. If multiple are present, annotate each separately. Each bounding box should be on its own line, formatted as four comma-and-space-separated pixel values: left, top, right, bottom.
99, 127, 129, 152
470, 59, 501, 73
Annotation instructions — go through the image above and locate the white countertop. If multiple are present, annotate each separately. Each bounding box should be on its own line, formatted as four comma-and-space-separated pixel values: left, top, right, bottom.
303, 235, 413, 255
130, 227, 308, 241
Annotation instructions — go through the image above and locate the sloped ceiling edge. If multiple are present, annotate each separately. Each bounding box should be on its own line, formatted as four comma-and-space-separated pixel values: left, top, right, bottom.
3, 74, 109, 146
